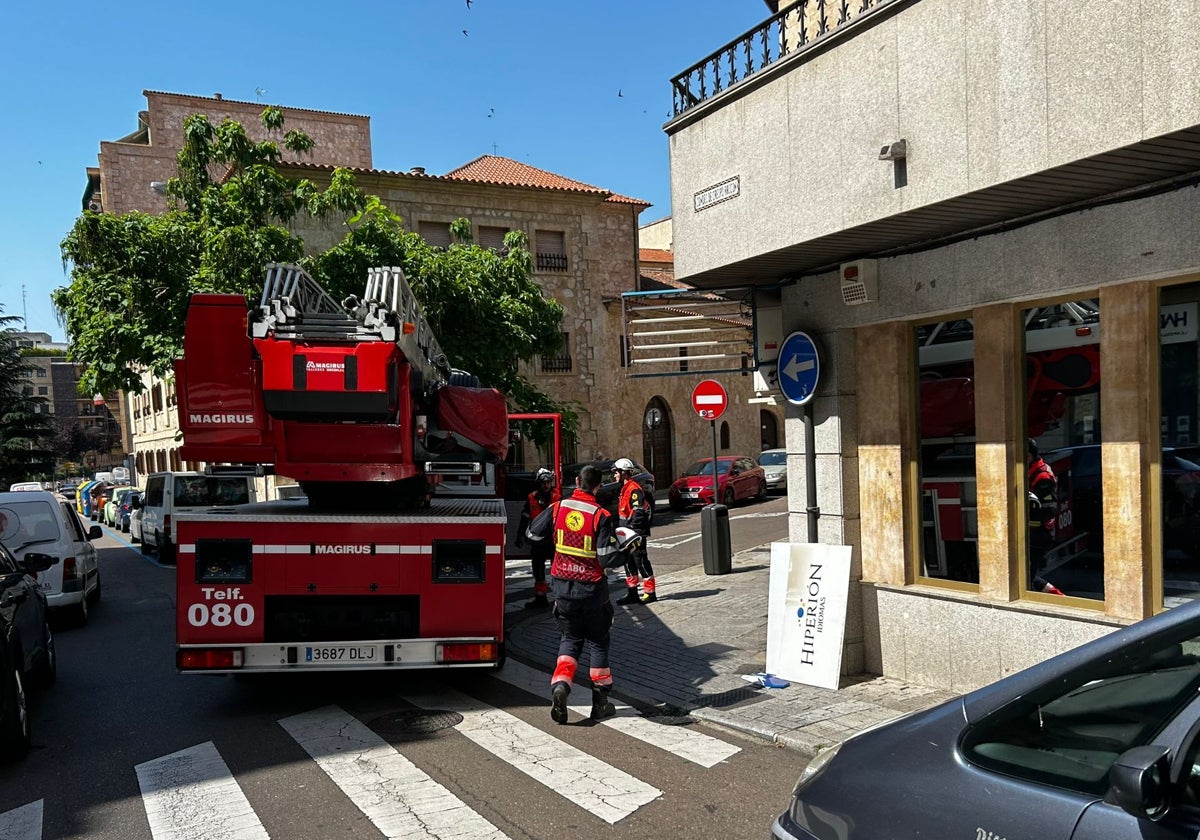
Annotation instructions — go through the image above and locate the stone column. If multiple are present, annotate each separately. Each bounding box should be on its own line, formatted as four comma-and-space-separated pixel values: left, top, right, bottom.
1099, 282, 1157, 620
972, 303, 1022, 601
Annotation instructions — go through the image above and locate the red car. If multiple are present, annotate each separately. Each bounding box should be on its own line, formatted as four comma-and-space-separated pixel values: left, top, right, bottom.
668, 456, 767, 510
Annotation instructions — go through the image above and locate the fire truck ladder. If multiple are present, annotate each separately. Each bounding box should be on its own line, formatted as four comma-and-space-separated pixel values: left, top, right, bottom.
250, 263, 452, 388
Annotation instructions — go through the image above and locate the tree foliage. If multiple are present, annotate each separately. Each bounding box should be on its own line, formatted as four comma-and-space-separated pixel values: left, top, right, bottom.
56, 108, 570, 426
0, 306, 55, 486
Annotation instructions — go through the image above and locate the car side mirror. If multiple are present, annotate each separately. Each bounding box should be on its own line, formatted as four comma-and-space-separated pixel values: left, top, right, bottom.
88, 525, 103, 540
1109, 745, 1171, 821
21, 552, 57, 573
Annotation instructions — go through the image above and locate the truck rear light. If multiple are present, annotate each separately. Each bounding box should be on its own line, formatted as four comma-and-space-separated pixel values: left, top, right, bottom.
431, 540, 486, 583
178, 648, 244, 670
436, 642, 497, 664
62, 557, 77, 582
164, 513, 171, 534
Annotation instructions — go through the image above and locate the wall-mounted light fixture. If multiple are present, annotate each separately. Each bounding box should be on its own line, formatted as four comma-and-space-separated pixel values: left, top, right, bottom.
150, 181, 168, 195
878, 139, 907, 161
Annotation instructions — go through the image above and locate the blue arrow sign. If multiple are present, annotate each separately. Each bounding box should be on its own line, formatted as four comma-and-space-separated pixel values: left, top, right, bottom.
778, 331, 820, 405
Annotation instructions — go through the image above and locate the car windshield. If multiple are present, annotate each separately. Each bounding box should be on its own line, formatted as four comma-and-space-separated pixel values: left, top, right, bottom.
962, 627, 1200, 796
0, 500, 62, 546
173, 477, 250, 506
758, 451, 786, 466
683, 460, 726, 477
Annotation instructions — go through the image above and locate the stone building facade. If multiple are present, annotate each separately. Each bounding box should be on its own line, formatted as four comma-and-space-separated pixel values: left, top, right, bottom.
667, 0, 1200, 690
90, 92, 780, 490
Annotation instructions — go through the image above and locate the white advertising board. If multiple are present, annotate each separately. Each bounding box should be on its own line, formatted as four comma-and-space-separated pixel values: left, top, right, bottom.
766, 542, 853, 690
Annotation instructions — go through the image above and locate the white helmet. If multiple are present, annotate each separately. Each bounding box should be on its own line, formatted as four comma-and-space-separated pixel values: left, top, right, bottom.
535, 468, 553, 483
612, 458, 636, 472
615, 526, 643, 553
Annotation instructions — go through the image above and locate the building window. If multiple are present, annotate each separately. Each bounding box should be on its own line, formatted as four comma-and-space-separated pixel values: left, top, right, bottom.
679, 346, 689, 374
915, 316, 978, 588
152, 383, 163, 413
479, 226, 509, 253
1023, 299, 1101, 602
536, 230, 568, 271
418, 221, 452, 249
720, 421, 730, 449
540, 333, 572, 373
37, 386, 47, 396
35, 368, 46, 378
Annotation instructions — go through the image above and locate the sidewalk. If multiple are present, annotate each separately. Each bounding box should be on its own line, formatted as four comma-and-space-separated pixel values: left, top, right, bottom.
505, 544, 957, 756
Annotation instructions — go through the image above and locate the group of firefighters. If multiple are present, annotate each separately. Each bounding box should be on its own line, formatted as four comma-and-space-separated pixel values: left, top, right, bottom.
516, 459, 656, 723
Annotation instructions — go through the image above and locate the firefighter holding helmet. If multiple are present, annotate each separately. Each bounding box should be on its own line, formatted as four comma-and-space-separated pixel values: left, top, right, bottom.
612, 457, 657, 604
525, 464, 625, 723
515, 467, 560, 609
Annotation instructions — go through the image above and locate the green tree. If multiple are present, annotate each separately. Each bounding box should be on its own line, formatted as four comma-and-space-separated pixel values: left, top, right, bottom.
56, 108, 570, 427
0, 306, 55, 487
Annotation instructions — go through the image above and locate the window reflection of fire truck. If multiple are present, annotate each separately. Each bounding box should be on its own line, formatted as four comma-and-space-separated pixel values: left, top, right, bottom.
918, 304, 1100, 578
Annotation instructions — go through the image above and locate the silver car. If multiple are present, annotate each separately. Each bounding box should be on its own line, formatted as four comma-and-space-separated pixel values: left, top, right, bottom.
774, 596, 1200, 839
758, 448, 787, 493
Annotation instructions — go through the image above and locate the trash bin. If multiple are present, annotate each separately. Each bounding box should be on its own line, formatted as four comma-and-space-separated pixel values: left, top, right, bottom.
701, 503, 731, 575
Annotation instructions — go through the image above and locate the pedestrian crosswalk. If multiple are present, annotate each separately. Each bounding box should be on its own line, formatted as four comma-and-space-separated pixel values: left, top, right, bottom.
1, 661, 746, 840
1, 562, 748, 839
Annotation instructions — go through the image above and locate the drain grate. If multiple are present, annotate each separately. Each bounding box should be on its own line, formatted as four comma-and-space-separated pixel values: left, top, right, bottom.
369, 709, 464, 738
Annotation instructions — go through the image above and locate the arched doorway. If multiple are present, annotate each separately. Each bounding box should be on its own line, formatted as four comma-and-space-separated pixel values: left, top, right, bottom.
641, 397, 674, 490
760, 409, 780, 450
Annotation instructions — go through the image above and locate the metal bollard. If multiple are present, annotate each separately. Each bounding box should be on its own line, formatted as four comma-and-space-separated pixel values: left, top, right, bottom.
701, 503, 732, 574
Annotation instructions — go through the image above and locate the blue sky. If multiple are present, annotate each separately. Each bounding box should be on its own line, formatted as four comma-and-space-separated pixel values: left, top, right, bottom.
0, 1, 767, 342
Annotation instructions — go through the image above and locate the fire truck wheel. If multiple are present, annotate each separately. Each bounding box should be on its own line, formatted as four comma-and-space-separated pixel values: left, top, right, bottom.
491, 643, 506, 670
0, 661, 30, 761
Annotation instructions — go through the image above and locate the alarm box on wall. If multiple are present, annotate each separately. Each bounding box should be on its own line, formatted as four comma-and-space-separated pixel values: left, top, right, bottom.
840, 259, 878, 305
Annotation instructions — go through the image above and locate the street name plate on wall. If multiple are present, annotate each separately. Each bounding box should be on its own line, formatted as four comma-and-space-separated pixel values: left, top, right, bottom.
693, 176, 740, 212
766, 542, 852, 690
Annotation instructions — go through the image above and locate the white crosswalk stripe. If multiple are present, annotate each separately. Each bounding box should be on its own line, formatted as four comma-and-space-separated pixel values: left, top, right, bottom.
0, 799, 42, 840
495, 660, 742, 768
400, 686, 661, 824
279, 705, 507, 840
135, 742, 269, 840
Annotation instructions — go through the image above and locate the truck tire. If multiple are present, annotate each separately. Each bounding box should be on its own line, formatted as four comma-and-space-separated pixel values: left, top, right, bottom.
31, 624, 56, 689
157, 534, 176, 565
448, 370, 479, 388
0, 661, 30, 761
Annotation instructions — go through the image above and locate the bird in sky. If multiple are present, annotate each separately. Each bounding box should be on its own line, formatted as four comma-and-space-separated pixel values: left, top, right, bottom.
465, 0, 471, 7
618, 89, 624, 97
487, 108, 494, 118
462, 29, 469, 36
255, 87, 267, 99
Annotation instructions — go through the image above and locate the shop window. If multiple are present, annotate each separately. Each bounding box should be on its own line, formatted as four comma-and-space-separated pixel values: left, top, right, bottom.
1022, 299, 1101, 602
915, 317, 979, 586
1160, 283, 1200, 607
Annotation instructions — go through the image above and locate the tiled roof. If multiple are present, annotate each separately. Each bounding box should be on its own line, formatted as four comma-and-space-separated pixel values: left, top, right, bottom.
639, 248, 674, 264
445, 155, 649, 206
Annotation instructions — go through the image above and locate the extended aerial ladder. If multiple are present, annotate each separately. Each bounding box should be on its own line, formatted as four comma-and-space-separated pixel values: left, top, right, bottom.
176, 264, 508, 509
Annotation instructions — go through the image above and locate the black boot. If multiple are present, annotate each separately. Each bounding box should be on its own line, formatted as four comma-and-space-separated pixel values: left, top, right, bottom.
550, 681, 570, 724
616, 587, 640, 605
590, 689, 615, 721
524, 593, 549, 610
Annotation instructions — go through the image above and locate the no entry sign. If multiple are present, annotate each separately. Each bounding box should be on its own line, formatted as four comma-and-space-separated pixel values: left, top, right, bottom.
691, 379, 729, 420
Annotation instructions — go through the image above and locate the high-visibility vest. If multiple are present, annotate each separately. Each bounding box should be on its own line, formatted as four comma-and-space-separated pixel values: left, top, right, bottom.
550, 494, 607, 583
527, 486, 559, 520
618, 480, 648, 522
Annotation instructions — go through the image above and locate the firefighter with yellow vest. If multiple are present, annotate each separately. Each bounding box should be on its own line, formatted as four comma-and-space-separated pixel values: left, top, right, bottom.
526, 464, 625, 723
613, 457, 657, 604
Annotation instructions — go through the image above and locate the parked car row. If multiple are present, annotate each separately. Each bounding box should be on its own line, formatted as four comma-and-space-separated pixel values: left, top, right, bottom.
0, 489, 103, 761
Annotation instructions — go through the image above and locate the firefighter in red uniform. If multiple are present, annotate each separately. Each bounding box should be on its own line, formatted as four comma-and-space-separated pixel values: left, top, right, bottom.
1027, 438, 1065, 595
612, 457, 657, 604
515, 467, 560, 609
526, 464, 623, 723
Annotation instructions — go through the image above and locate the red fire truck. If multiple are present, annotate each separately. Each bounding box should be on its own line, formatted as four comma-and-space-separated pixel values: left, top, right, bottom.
172, 264, 543, 673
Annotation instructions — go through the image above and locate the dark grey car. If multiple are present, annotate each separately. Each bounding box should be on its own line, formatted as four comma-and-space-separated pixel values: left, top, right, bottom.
773, 597, 1200, 839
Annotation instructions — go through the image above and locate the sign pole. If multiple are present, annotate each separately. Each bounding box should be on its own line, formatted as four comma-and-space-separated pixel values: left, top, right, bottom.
710, 419, 719, 494
803, 402, 819, 542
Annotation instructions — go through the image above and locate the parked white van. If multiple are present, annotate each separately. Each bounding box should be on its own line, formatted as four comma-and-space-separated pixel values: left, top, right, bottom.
0, 490, 102, 623
8, 482, 44, 492
134, 472, 256, 564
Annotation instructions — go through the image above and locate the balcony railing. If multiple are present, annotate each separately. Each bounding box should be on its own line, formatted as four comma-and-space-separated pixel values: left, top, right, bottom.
670, 0, 900, 118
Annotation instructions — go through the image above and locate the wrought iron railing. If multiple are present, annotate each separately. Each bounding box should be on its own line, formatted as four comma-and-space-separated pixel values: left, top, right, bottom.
670, 0, 900, 118
539, 355, 573, 374
536, 252, 568, 272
